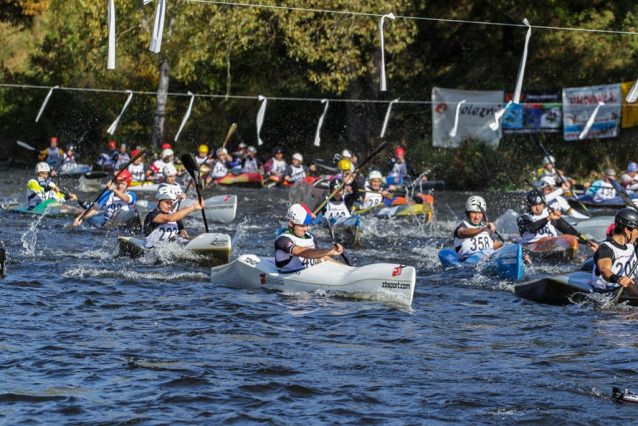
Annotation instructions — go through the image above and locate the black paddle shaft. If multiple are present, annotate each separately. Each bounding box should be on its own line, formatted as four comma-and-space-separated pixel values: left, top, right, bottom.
324, 217, 351, 266
181, 154, 209, 233
477, 205, 506, 243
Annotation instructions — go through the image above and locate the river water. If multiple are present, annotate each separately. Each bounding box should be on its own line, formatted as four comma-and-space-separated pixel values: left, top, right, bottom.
1, 169, 637, 424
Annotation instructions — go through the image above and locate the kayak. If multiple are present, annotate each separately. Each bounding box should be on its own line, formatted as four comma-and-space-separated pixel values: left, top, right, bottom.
613, 388, 638, 404
117, 233, 231, 267
215, 172, 263, 188
569, 195, 637, 209
353, 202, 433, 221
568, 216, 613, 242
313, 214, 361, 247
127, 181, 162, 193
514, 270, 638, 306
210, 254, 416, 306
135, 194, 238, 223
7, 199, 85, 218
265, 175, 323, 188
438, 244, 525, 281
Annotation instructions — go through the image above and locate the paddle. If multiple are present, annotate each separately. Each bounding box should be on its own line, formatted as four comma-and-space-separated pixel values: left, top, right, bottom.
609, 177, 636, 211
325, 217, 351, 266
173, 179, 194, 211
477, 204, 506, 243
83, 171, 109, 180
313, 141, 389, 215
0, 247, 5, 279
222, 123, 238, 150
17, 140, 36, 151
76, 148, 147, 221
525, 179, 598, 248
537, 140, 592, 218
181, 153, 209, 233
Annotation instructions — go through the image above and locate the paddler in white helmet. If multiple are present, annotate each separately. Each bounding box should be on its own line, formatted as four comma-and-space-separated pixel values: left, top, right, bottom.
143, 187, 204, 248
539, 176, 588, 219
536, 155, 577, 187
275, 203, 344, 272
27, 162, 78, 210
320, 177, 359, 220
586, 168, 617, 203
283, 153, 310, 184
453, 196, 503, 261
151, 148, 175, 181
157, 164, 187, 207
241, 146, 263, 173
204, 147, 233, 184
359, 170, 393, 209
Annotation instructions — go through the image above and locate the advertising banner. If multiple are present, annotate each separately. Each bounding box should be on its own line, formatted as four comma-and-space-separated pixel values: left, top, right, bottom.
562, 84, 621, 141
502, 92, 562, 134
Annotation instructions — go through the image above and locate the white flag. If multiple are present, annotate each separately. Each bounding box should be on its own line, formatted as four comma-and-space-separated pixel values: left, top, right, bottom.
627, 81, 638, 103
513, 19, 531, 105
378, 13, 395, 92
449, 100, 467, 137
174, 92, 196, 142
107, 90, 134, 135
35, 85, 59, 123
579, 101, 605, 140
149, 0, 166, 53
489, 101, 513, 132
380, 99, 399, 138
108, 0, 116, 70
313, 100, 329, 147
256, 95, 267, 146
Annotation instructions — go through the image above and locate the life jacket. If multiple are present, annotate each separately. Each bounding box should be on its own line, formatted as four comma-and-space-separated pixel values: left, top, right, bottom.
453, 220, 495, 261
274, 230, 318, 272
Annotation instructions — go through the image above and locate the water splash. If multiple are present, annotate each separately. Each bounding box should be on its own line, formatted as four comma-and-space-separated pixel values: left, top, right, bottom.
231, 217, 249, 257
20, 206, 52, 256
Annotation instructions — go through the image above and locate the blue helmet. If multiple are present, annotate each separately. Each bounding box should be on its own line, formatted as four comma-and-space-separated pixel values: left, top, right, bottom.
628, 162, 638, 173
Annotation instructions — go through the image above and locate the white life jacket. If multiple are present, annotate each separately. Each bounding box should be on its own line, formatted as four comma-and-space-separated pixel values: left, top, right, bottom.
275, 231, 319, 272
361, 185, 384, 209
520, 209, 558, 244
270, 158, 287, 175
46, 148, 62, 165
210, 160, 228, 179
59, 154, 78, 172
100, 191, 133, 220
144, 209, 180, 248
325, 199, 351, 219
196, 156, 209, 166
453, 220, 495, 261
114, 152, 131, 170
287, 165, 307, 183
388, 161, 407, 180
591, 240, 637, 290
588, 180, 616, 203
98, 151, 116, 168
242, 157, 260, 173
128, 163, 146, 182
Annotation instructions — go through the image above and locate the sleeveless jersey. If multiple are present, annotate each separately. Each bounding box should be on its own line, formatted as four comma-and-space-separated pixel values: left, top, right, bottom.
96, 190, 136, 220
388, 161, 407, 181
128, 162, 146, 182
114, 152, 130, 170
286, 164, 307, 183
324, 199, 351, 219
59, 154, 78, 172
275, 230, 319, 272
45, 148, 63, 166
26, 178, 63, 207
143, 209, 184, 248
97, 151, 116, 168
453, 220, 495, 261
361, 184, 384, 209
241, 157, 260, 173
196, 155, 209, 166
587, 180, 616, 203
210, 160, 229, 179
519, 209, 558, 244
591, 240, 637, 290
270, 158, 287, 175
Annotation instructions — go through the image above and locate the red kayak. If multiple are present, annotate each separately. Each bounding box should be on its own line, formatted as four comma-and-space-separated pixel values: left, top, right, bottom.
215, 172, 264, 187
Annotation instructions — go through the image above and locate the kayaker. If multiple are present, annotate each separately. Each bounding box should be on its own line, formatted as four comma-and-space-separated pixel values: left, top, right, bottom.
114, 143, 130, 170
339, 150, 356, 172
127, 149, 151, 183
94, 141, 118, 172
386, 147, 425, 186
151, 149, 175, 181
620, 162, 638, 192
359, 170, 393, 209
591, 208, 638, 296
283, 153, 310, 184
196, 145, 210, 166
204, 148, 233, 184
39, 136, 64, 167
517, 190, 581, 258
263, 146, 287, 180
241, 146, 263, 173
540, 177, 589, 220
143, 187, 205, 248
320, 177, 359, 220
453, 196, 503, 261
157, 164, 186, 207
59, 145, 80, 172
274, 203, 344, 272
72, 170, 137, 228
535, 155, 577, 186
586, 169, 617, 203
27, 162, 78, 210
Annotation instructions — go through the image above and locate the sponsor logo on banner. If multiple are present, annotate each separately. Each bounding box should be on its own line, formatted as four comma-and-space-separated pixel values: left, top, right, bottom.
502, 92, 562, 134
562, 84, 621, 141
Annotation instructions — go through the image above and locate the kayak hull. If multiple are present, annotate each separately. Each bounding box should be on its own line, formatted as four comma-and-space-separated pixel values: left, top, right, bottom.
438, 244, 525, 281
570, 195, 636, 209
353, 203, 433, 221
568, 216, 613, 242
8, 200, 84, 218
215, 172, 263, 188
210, 254, 416, 306
117, 233, 231, 267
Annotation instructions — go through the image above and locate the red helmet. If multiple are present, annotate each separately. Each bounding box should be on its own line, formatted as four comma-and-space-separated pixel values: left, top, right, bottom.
161, 143, 172, 150
50, 136, 59, 144
395, 147, 406, 156
108, 141, 117, 149
131, 149, 139, 157
115, 169, 132, 184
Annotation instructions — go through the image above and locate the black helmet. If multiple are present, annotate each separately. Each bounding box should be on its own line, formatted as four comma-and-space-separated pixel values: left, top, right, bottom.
615, 208, 638, 230
273, 146, 284, 154
526, 190, 544, 206
330, 178, 344, 191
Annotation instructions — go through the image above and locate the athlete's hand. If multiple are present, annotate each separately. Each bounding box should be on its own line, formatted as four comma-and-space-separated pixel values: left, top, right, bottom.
50, 170, 57, 177
485, 222, 496, 233
618, 276, 635, 287
549, 210, 562, 221
330, 242, 344, 256
106, 180, 115, 191
177, 193, 187, 200
72, 217, 83, 227
192, 199, 205, 210
68, 193, 78, 201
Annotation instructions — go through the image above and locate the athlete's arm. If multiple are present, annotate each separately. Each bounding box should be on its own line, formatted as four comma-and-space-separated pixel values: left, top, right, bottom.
597, 256, 635, 287
153, 199, 204, 224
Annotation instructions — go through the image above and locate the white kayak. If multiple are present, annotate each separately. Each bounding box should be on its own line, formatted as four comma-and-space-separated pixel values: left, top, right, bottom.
210, 254, 416, 306
568, 216, 613, 242
135, 195, 238, 223
117, 233, 231, 267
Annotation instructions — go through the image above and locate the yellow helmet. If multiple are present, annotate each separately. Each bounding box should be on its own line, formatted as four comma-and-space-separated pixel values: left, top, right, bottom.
338, 159, 352, 172
198, 144, 209, 154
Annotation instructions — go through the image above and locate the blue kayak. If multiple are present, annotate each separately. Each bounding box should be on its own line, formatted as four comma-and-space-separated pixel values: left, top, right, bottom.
438, 244, 525, 281
571, 194, 638, 209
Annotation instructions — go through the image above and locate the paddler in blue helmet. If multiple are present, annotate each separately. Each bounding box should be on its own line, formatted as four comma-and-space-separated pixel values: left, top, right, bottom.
274, 203, 344, 273
453, 196, 503, 261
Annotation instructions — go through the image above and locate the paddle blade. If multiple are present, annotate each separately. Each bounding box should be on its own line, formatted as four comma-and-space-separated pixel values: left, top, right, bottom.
181, 153, 201, 183
609, 178, 636, 209
83, 171, 108, 180
222, 123, 238, 148
17, 141, 36, 151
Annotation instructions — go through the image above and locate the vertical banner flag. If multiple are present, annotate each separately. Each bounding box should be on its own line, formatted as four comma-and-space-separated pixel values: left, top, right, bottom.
579, 101, 604, 140
35, 85, 60, 123
562, 84, 621, 141
380, 99, 399, 138
378, 13, 395, 92
108, 0, 116, 70
502, 92, 562, 134
449, 100, 467, 137
174, 92, 196, 142
256, 95, 267, 146
513, 19, 532, 105
313, 99, 329, 147
626, 80, 638, 103
149, 0, 166, 53
432, 88, 504, 148
621, 81, 638, 128
107, 90, 134, 135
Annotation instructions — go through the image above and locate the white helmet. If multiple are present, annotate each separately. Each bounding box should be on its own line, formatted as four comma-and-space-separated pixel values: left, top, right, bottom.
539, 176, 556, 189
368, 170, 383, 181
35, 162, 50, 173
542, 155, 555, 166
465, 196, 487, 213
161, 149, 174, 159
156, 186, 177, 201
247, 146, 257, 153
292, 153, 303, 162
216, 147, 228, 157
341, 149, 352, 158
287, 203, 314, 225
163, 164, 178, 177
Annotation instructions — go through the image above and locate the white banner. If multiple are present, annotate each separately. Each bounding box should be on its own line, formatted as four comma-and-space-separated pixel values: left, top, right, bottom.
431, 88, 504, 148
562, 84, 621, 141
